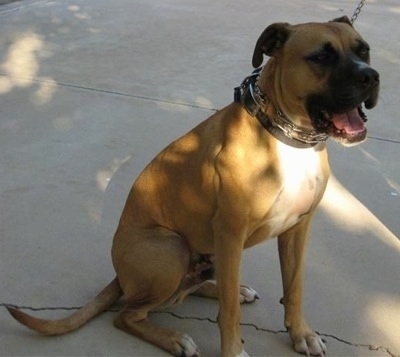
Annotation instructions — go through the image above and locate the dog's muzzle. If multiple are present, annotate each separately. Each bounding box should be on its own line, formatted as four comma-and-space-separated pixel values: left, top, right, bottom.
307, 63, 380, 146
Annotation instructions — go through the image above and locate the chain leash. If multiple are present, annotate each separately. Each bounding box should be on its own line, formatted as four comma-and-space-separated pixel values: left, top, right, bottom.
350, 0, 366, 24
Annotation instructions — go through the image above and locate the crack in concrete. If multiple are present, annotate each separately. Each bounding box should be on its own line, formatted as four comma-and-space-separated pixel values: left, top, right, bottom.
154, 311, 397, 357
0, 0, 54, 16
1, 303, 397, 357
0, 72, 398, 145
0, 73, 219, 112
314, 332, 398, 357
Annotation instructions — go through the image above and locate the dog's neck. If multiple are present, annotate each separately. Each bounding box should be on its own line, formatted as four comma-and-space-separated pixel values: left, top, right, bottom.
234, 67, 328, 149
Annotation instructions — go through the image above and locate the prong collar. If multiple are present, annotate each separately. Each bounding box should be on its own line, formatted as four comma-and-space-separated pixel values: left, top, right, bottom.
234, 68, 328, 148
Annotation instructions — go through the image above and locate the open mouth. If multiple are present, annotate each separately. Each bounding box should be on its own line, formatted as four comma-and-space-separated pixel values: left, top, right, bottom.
314, 105, 368, 146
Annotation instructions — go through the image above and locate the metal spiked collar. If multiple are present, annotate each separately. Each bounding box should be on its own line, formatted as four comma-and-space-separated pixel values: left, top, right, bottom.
234, 67, 328, 149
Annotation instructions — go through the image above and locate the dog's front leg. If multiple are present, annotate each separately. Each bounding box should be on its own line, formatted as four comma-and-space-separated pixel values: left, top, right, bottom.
213, 216, 248, 357
278, 217, 326, 356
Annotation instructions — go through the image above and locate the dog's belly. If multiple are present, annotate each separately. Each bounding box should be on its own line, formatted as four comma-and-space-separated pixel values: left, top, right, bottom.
266, 142, 324, 237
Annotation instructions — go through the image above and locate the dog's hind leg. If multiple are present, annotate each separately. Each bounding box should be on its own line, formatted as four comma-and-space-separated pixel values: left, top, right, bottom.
114, 307, 199, 357
112, 226, 200, 356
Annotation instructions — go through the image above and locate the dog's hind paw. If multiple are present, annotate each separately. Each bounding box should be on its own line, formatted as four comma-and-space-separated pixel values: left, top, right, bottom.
235, 349, 250, 357
239, 285, 260, 303
294, 334, 326, 357
172, 333, 200, 357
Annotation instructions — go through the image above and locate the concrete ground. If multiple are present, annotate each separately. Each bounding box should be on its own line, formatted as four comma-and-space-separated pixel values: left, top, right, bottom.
0, 0, 399, 356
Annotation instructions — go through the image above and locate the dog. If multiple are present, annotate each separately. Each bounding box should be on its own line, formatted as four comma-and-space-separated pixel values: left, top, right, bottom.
7, 16, 379, 357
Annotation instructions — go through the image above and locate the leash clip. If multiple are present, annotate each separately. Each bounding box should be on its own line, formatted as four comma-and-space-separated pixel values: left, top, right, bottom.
233, 67, 263, 103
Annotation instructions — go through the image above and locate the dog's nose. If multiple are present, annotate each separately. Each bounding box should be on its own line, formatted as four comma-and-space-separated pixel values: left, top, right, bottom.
357, 67, 380, 88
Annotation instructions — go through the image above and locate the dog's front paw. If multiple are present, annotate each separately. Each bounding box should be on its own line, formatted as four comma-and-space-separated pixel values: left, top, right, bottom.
239, 285, 260, 303
293, 333, 326, 357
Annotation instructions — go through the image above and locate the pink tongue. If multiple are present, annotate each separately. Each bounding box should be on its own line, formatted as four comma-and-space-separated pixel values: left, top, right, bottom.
331, 108, 365, 135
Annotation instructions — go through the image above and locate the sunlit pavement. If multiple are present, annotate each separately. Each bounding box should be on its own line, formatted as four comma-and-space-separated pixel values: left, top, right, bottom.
0, 0, 399, 356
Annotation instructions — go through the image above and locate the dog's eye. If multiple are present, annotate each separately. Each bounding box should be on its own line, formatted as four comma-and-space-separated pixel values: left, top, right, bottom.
357, 46, 370, 60
355, 40, 370, 61
307, 52, 336, 65
307, 42, 338, 65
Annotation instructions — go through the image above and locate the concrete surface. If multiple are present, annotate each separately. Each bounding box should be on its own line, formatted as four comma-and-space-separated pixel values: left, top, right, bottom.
0, 0, 399, 356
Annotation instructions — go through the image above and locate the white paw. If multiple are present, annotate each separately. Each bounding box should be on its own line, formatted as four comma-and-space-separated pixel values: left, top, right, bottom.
294, 334, 326, 357
173, 333, 200, 357
235, 349, 250, 357
239, 285, 260, 303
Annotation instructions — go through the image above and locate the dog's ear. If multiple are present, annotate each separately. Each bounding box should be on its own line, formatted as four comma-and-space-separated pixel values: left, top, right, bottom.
330, 16, 353, 26
252, 23, 291, 68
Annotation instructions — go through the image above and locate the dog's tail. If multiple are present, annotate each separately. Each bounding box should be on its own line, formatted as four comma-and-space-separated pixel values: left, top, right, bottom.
6, 277, 122, 335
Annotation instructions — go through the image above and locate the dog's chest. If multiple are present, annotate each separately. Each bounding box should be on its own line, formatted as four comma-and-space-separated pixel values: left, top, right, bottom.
267, 142, 324, 237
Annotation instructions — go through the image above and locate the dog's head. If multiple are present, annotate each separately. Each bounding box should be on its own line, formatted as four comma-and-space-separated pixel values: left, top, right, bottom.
253, 16, 380, 146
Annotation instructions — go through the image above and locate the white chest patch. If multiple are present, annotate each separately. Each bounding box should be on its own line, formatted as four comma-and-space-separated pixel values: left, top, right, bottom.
268, 142, 324, 237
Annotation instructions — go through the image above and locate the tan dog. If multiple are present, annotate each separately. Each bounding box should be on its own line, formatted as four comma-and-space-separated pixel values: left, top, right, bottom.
7, 16, 379, 357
